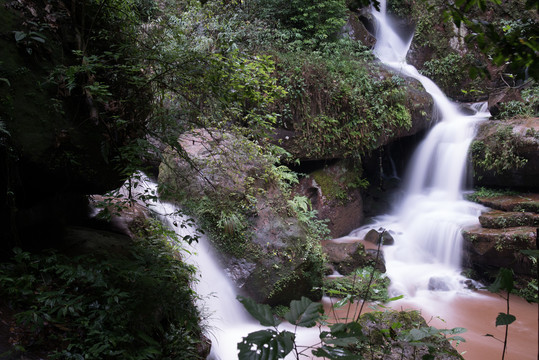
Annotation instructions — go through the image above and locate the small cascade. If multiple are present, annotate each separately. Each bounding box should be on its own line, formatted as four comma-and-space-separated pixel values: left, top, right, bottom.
350, 0, 490, 298
121, 175, 256, 359
125, 175, 320, 360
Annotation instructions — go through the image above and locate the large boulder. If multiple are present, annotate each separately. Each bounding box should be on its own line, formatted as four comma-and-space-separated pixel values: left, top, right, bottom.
322, 239, 386, 275
342, 11, 376, 47
358, 310, 464, 360
158, 129, 326, 305
470, 118, 539, 190
462, 225, 536, 277
296, 161, 364, 238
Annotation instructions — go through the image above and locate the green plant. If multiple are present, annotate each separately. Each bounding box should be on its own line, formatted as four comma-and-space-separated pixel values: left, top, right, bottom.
493, 100, 534, 120
485, 268, 517, 360
470, 125, 528, 176
254, 0, 348, 46
421, 54, 470, 92
465, 186, 518, 202
237, 295, 467, 360
0, 219, 204, 359
323, 267, 391, 304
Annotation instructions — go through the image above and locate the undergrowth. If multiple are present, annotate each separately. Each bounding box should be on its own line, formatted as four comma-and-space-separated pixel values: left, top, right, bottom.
0, 219, 204, 360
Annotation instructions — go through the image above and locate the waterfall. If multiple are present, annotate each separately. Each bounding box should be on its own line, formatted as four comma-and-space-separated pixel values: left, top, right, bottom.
124, 174, 319, 360
350, 0, 489, 298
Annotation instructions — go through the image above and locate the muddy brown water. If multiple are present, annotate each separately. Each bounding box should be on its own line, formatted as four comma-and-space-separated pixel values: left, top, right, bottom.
323, 291, 538, 360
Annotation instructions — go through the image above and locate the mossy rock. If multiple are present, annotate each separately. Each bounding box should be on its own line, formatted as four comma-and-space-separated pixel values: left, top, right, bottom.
472, 193, 539, 213
479, 210, 539, 228
462, 225, 536, 276
158, 129, 326, 305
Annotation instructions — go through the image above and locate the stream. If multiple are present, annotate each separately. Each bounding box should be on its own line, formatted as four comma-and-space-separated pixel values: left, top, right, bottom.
137, 0, 537, 358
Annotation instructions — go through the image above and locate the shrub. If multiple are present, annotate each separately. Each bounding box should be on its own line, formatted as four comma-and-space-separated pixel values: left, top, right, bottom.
0, 220, 204, 359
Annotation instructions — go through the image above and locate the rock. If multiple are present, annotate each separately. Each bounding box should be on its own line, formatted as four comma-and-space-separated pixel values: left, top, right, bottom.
158, 129, 325, 305
479, 210, 539, 228
462, 225, 536, 277
322, 240, 386, 275
296, 161, 363, 238
472, 193, 539, 213
364, 229, 395, 245
358, 311, 464, 360
488, 87, 524, 118
342, 11, 376, 47
471, 118, 539, 190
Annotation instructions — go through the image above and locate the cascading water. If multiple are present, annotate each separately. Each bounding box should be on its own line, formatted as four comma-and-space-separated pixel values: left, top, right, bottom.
349, 0, 490, 299
124, 175, 319, 360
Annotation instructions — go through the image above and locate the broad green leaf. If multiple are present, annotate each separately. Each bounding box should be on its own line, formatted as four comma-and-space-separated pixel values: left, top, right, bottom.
388, 295, 404, 302
237, 295, 280, 327
488, 268, 514, 293
238, 329, 294, 360
520, 249, 539, 259
334, 294, 352, 308
284, 296, 323, 328
495, 313, 516, 326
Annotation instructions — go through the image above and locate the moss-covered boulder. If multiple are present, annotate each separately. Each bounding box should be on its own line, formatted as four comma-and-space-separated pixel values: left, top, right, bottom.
296, 161, 364, 238
158, 129, 327, 305
479, 210, 539, 229
357, 310, 464, 360
322, 239, 386, 275
462, 225, 536, 277
470, 118, 539, 190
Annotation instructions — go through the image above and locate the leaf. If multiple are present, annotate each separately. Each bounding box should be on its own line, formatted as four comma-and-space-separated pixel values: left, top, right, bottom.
284, 296, 323, 328
495, 313, 516, 326
488, 268, 514, 293
238, 329, 294, 360
449, 335, 467, 342
0, 78, 10, 87
14, 31, 26, 42
388, 295, 404, 302
237, 295, 280, 327
312, 345, 362, 359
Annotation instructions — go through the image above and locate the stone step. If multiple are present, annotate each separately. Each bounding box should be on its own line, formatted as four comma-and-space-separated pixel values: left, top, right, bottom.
473, 193, 539, 213
462, 226, 536, 276
479, 210, 539, 228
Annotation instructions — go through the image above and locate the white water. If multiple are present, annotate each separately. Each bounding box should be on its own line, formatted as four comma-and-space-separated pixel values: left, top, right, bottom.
117, 3, 494, 357
351, 1, 489, 298
348, 0, 490, 300
122, 175, 320, 360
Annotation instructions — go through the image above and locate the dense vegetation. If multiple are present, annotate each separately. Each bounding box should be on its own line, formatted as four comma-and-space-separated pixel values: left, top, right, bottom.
0, 219, 205, 359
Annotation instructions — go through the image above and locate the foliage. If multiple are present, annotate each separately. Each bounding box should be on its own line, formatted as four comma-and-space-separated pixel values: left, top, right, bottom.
0, 220, 204, 359
253, 0, 349, 46
470, 125, 528, 176
444, 0, 539, 80
237, 295, 466, 360
272, 40, 413, 159
323, 267, 391, 303
420, 54, 475, 95
516, 278, 538, 303
493, 100, 535, 120
465, 186, 518, 202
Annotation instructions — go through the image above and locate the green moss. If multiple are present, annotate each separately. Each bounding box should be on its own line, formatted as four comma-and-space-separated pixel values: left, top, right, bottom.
311, 163, 365, 205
